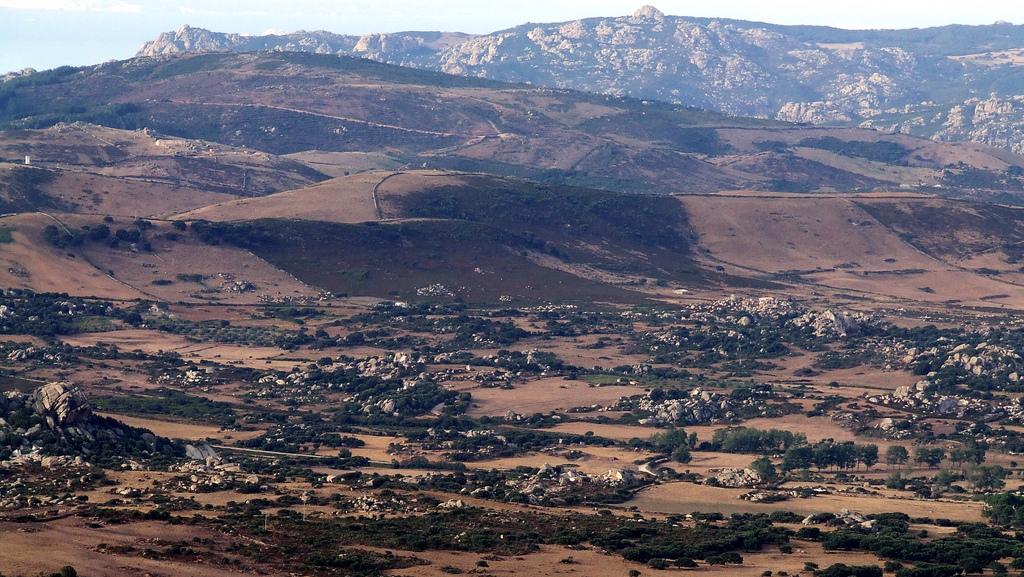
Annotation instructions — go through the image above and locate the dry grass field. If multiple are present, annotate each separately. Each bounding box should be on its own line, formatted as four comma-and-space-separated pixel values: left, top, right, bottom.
175, 171, 385, 223
0, 518, 276, 577
0, 213, 146, 299
60, 329, 308, 369
681, 195, 937, 274
465, 377, 638, 417
98, 413, 263, 442
630, 481, 986, 522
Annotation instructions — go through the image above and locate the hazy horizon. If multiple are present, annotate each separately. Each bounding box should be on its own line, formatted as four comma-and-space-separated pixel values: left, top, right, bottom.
4, 0, 1024, 73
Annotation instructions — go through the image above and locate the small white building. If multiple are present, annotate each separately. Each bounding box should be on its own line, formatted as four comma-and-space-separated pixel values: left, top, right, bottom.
23, 155, 30, 165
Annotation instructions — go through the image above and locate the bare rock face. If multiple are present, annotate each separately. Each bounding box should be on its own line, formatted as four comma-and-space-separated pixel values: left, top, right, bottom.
777, 101, 855, 124
137, 25, 360, 59
184, 443, 219, 462
32, 382, 90, 428
632, 5, 665, 20
710, 467, 763, 488
138, 25, 244, 56
0, 68, 36, 83
791, 308, 875, 338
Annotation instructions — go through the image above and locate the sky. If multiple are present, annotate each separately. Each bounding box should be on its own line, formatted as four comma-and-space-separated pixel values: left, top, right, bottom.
3, 0, 1024, 73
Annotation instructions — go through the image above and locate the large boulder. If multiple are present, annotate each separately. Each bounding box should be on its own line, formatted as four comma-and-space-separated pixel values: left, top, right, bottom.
185, 443, 219, 462
710, 467, 763, 488
792, 308, 874, 338
32, 382, 90, 428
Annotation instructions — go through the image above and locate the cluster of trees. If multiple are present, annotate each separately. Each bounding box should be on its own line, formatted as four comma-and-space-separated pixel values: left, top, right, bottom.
821, 513, 1024, 576
641, 428, 995, 481
983, 492, 1024, 527
421, 428, 616, 463
347, 306, 532, 351
486, 349, 566, 372
891, 442, 987, 469
42, 220, 155, 251
155, 318, 335, 350
943, 164, 1024, 191
191, 220, 278, 249
815, 564, 882, 577
967, 465, 1007, 492
708, 427, 806, 454
216, 505, 790, 569
781, 441, 879, 471
91, 388, 236, 426
889, 465, 1006, 498
642, 324, 792, 365
0, 290, 143, 337
336, 375, 467, 422
644, 428, 697, 463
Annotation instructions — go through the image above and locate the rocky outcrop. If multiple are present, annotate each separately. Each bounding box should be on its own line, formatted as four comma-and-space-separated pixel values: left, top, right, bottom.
624, 383, 779, 426
0, 68, 36, 83
137, 25, 359, 57
504, 463, 647, 505
0, 382, 181, 465
32, 382, 89, 428
709, 467, 763, 488
869, 378, 1021, 420
184, 443, 219, 462
139, 25, 247, 55
802, 509, 879, 531
685, 296, 881, 339
632, 387, 735, 425
791, 309, 875, 338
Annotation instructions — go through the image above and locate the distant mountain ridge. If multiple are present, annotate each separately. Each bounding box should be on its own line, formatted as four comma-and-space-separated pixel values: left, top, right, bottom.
3, 50, 1023, 205
137, 6, 1024, 153
138, 25, 475, 64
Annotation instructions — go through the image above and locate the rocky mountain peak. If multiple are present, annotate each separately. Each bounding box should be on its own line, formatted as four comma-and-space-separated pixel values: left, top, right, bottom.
633, 5, 666, 20
138, 25, 244, 57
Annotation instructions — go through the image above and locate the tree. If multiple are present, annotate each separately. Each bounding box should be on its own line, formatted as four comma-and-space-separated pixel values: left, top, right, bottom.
950, 441, 987, 472
710, 427, 805, 453
816, 564, 882, 577
885, 472, 906, 490
933, 470, 955, 496
983, 492, 1024, 527
672, 444, 692, 464
858, 444, 879, 469
885, 446, 909, 469
915, 447, 945, 468
750, 456, 777, 482
835, 444, 860, 471
812, 443, 835, 470
969, 465, 1006, 492
782, 446, 813, 471
960, 556, 985, 574
87, 223, 110, 241
649, 428, 689, 455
